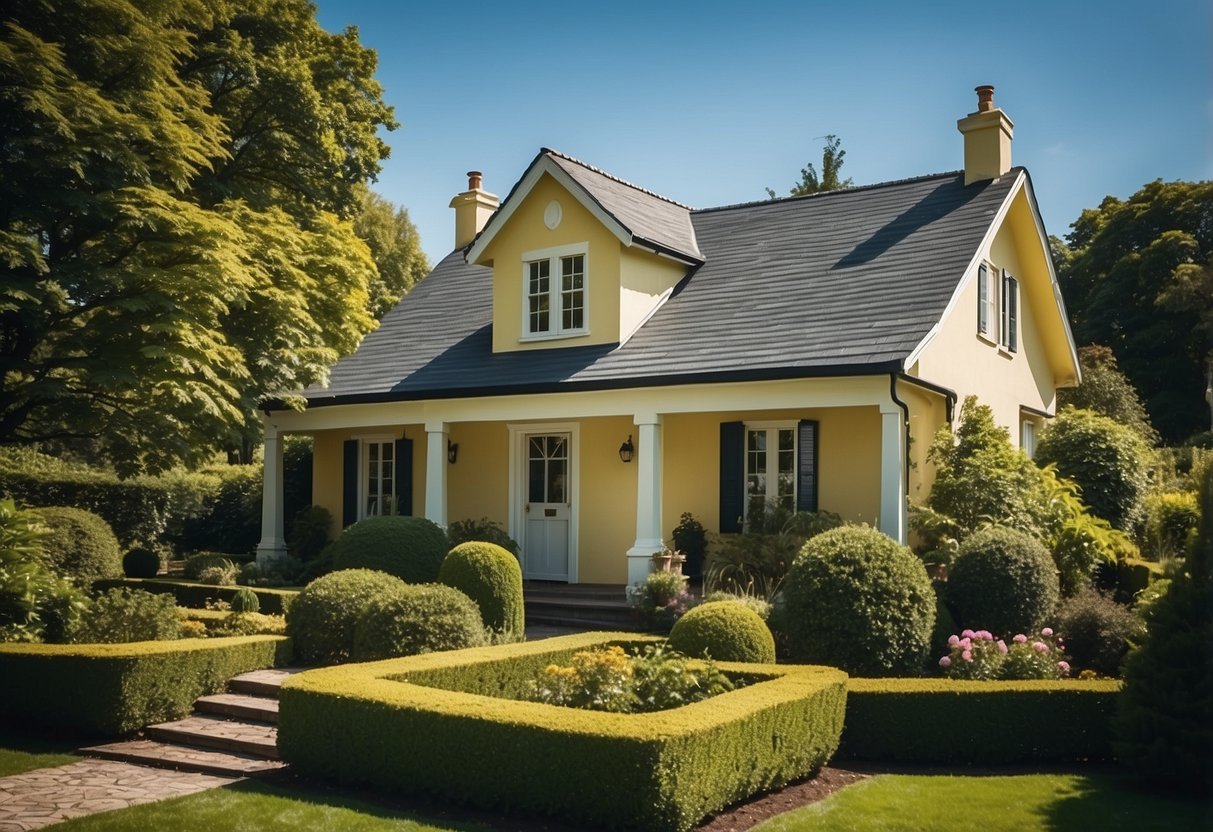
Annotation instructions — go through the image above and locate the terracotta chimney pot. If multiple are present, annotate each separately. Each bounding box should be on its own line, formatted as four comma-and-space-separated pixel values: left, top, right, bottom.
467, 171, 483, 191
975, 85, 995, 112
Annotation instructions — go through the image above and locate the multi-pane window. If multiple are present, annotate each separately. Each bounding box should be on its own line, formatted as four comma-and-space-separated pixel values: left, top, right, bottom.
527, 435, 568, 504
523, 245, 588, 337
363, 440, 395, 518
745, 425, 796, 518
977, 263, 996, 337
1000, 271, 1018, 352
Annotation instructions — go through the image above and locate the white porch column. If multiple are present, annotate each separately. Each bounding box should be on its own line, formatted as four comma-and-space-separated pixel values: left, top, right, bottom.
255, 422, 288, 565
424, 421, 449, 527
625, 414, 663, 589
878, 407, 908, 543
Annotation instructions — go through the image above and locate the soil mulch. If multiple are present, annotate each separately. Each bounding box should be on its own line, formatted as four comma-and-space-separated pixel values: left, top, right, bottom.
694, 766, 869, 831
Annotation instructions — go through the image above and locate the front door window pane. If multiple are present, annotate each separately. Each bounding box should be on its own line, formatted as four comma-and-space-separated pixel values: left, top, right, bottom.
527, 434, 569, 504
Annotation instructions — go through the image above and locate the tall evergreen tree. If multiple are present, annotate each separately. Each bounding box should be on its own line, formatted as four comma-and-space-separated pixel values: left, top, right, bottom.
766, 135, 854, 198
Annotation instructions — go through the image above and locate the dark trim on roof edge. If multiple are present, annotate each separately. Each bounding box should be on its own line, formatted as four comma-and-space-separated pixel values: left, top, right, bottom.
1020, 404, 1053, 420
266, 359, 905, 413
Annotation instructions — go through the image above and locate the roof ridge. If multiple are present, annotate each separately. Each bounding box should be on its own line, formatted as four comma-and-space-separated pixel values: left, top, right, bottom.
541, 147, 696, 211
694, 169, 969, 215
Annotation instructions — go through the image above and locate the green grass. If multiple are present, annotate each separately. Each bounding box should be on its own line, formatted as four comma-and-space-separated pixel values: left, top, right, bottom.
51, 777, 497, 831
753, 773, 1211, 832
0, 727, 78, 776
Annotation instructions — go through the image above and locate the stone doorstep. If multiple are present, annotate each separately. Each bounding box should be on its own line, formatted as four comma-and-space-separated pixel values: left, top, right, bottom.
194, 693, 279, 724
226, 668, 305, 698
144, 715, 279, 760
80, 740, 285, 778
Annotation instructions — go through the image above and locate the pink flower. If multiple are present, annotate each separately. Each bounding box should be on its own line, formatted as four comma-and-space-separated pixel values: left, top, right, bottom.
997, 640, 1008, 654
1041, 627, 1054, 637
939, 656, 952, 668
1033, 641, 1048, 653
960, 637, 972, 649
961, 650, 972, 662
947, 635, 960, 647
975, 630, 993, 641
1013, 634, 1028, 644
961, 629, 975, 639
1057, 661, 1071, 675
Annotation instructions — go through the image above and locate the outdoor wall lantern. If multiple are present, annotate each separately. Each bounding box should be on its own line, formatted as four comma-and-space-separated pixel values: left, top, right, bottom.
447, 440, 459, 465
618, 435, 635, 463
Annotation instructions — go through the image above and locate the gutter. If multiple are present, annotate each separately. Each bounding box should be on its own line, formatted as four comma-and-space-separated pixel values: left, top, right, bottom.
896, 374, 958, 425
888, 374, 912, 499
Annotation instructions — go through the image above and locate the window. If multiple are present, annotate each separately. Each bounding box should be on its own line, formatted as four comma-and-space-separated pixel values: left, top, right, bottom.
1000, 271, 1018, 352
744, 423, 796, 518
522, 244, 588, 338
362, 440, 395, 518
977, 263, 996, 337
1021, 420, 1036, 458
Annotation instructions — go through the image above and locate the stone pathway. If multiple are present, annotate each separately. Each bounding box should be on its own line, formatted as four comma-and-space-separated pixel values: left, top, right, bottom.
0, 759, 236, 831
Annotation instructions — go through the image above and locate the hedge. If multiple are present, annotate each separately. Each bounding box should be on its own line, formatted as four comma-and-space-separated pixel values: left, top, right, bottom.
279, 633, 846, 832
93, 578, 298, 615
0, 635, 291, 735
839, 677, 1121, 764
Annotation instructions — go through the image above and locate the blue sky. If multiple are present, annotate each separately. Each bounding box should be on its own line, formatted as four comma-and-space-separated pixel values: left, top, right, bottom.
315, 0, 1211, 265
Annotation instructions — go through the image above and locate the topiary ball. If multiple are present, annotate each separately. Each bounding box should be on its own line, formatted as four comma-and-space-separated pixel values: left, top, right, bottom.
230, 587, 261, 614
946, 525, 1059, 636
332, 515, 449, 583
352, 584, 485, 661
781, 525, 936, 675
32, 506, 123, 582
667, 601, 775, 663
122, 547, 161, 579
286, 569, 410, 664
438, 542, 524, 639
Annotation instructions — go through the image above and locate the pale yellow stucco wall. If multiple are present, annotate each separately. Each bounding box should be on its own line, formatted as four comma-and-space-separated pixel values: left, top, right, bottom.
619, 250, 685, 342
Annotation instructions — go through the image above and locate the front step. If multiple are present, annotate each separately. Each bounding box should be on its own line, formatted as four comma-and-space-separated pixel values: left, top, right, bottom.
82, 739, 284, 777
195, 692, 279, 724
227, 668, 302, 698
145, 714, 279, 759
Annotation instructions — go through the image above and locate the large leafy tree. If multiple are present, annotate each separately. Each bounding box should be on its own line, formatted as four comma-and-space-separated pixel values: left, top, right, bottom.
352, 186, 429, 320
1058, 345, 1159, 444
1055, 180, 1213, 443
767, 134, 853, 198
0, 0, 396, 473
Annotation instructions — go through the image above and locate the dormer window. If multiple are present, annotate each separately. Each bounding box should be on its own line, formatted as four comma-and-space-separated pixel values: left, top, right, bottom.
522, 243, 589, 340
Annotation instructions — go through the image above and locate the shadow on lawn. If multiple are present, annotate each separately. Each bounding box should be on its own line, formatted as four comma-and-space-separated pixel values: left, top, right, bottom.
1042, 774, 1212, 832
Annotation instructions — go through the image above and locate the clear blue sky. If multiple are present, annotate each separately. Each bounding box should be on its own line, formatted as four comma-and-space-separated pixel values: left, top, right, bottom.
315, 0, 1211, 265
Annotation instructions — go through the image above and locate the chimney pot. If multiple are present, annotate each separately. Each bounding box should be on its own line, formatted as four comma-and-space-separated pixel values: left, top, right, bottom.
467, 171, 483, 191
975, 85, 995, 113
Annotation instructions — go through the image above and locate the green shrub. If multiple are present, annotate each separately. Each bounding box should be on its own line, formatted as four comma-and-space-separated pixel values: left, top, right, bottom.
781, 526, 935, 675
629, 570, 693, 632
438, 542, 523, 639
701, 590, 771, 620
122, 547, 161, 578
1055, 589, 1142, 677
0, 635, 289, 734
184, 552, 241, 580
946, 525, 1059, 636
332, 515, 448, 583
671, 512, 708, 578
929, 594, 958, 668
278, 633, 845, 832
213, 611, 284, 636
230, 587, 261, 613
1036, 407, 1151, 531
445, 517, 519, 556
92, 578, 297, 615
0, 499, 86, 643
196, 564, 237, 586
351, 584, 484, 661
667, 601, 775, 663
176, 465, 261, 556
237, 555, 306, 588
840, 677, 1120, 763
31, 506, 122, 582
286, 569, 409, 664
1141, 491, 1200, 559
1058, 345, 1159, 444
68, 587, 180, 644
287, 505, 332, 561
704, 509, 843, 599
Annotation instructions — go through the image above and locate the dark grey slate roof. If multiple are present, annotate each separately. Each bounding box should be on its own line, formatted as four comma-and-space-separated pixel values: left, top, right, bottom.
299, 168, 1020, 406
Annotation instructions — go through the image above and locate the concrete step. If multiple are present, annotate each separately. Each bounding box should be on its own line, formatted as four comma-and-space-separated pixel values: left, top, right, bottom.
195, 693, 278, 724
227, 668, 304, 698
81, 739, 285, 777
145, 715, 279, 760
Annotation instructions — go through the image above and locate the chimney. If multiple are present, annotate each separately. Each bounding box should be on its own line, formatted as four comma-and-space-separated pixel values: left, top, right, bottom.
956, 85, 1014, 186
449, 170, 499, 248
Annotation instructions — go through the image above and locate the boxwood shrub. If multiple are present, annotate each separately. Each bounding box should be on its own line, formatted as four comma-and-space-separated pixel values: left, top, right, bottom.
279, 633, 845, 832
667, 601, 775, 663
840, 677, 1121, 763
32, 506, 123, 582
286, 569, 409, 664
351, 584, 484, 661
438, 542, 524, 638
946, 525, 1059, 635
92, 578, 298, 615
0, 635, 290, 735
332, 516, 448, 583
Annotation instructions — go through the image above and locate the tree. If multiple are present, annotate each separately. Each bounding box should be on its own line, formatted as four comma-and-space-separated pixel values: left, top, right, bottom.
0, 0, 397, 474
1055, 180, 1213, 443
766, 135, 853, 198
1059, 345, 1159, 444
353, 186, 429, 319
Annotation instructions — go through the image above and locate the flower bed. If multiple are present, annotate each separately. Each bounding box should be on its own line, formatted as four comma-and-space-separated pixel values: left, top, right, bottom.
0, 635, 291, 735
93, 578, 298, 614
278, 632, 846, 832
839, 677, 1121, 764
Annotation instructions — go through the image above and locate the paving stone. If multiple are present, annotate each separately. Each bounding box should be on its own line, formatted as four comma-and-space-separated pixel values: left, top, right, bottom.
195, 692, 279, 723
82, 740, 285, 778
227, 668, 305, 697
145, 714, 278, 758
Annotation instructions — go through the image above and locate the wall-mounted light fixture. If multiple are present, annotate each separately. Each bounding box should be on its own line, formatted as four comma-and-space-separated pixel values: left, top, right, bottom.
618, 435, 634, 463
448, 440, 459, 465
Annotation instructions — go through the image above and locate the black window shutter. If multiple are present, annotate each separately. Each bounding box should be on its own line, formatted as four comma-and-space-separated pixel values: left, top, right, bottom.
395, 438, 413, 516
719, 422, 744, 533
342, 439, 359, 528
796, 420, 819, 513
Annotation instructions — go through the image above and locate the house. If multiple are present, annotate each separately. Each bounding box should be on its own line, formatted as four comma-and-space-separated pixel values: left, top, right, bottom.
255, 86, 1079, 589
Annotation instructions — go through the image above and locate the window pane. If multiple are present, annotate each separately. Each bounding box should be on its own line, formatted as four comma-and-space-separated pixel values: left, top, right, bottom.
560, 255, 584, 331
548, 458, 566, 503
528, 459, 545, 503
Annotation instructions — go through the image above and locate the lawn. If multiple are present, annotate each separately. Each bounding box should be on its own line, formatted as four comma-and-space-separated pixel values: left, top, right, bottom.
753, 772, 1211, 832
0, 727, 79, 777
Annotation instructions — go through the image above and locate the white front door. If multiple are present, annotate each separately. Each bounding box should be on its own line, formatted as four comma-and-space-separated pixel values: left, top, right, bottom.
521, 432, 573, 581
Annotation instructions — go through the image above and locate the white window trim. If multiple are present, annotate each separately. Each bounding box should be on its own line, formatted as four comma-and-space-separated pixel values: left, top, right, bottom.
742, 420, 798, 521
977, 261, 999, 344
355, 434, 397, 521
520, 242, 589, 342
1021, 420, 1037, 458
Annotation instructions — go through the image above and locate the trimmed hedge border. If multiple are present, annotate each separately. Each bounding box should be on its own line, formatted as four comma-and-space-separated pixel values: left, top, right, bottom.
0, 636, 291, 735
94, 578, 298, 615
840, 677, 1121, 764
279, 632, 846, 832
